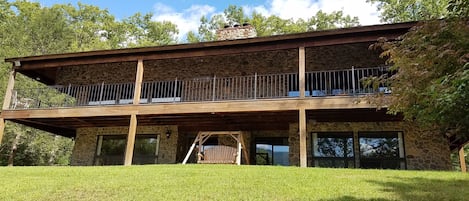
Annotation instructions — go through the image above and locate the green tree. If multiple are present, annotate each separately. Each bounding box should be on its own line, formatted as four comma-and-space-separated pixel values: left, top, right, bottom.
123, 12, 178, 47
189, 5, 359, 42
367, 0, 450, 23
0, 0, 181, 166
368, 1, 469, 152
53, 3, 125, 51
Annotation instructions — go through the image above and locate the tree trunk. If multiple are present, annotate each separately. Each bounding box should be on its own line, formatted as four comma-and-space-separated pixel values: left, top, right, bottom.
7, 132, 21, 166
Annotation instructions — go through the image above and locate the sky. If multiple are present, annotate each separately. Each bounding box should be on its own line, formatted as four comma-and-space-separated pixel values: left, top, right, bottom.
32, 0, 382, 39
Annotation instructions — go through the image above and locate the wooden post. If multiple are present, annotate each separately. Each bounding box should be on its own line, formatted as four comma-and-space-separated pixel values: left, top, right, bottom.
460, 146, 467, 173
240, 133, 250, 165
124, 114, 137, 166
133, 59, 144, 105
0, 119, 5, 145
3, 70, 16, 110
299, 107, 307, 167
299, 47, 306, 98
236, 140, 242, 165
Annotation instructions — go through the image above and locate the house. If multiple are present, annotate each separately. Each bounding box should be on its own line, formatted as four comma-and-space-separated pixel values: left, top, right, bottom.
0, 22, 465, 170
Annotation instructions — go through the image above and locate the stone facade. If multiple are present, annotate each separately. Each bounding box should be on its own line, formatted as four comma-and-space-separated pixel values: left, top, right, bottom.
71, 125, 178, 166
305, 43, 386, 71
287, 121, 451, 170
56, 62, 137, 85
54, 44, 384, 86
71, 122, 451, 170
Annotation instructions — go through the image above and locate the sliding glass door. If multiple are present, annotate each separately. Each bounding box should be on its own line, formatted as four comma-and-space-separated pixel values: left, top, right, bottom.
255, 138, 289, 166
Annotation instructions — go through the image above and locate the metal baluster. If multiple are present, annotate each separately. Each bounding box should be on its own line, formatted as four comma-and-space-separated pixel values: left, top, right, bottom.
352, 66, 355, 95
173, 78, 178, 102
212, 76, 216, 101
254, 73, 257, 100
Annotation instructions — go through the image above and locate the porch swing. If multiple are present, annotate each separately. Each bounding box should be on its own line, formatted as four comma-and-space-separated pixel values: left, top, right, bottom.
182, 131, 250, 165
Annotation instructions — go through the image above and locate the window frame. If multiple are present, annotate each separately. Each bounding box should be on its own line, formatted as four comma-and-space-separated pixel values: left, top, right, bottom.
254, 137, 290, 166
358, 131, 406, 169
312, 132, 355, 168
94, 134, 160, 165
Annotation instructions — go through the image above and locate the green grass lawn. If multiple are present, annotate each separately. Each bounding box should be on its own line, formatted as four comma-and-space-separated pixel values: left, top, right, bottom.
0, 165, 468, 201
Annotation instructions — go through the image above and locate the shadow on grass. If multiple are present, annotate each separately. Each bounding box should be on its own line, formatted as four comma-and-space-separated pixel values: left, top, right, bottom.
320, 196, 391, 201
366, 176, 469, 201
320, 176, 469, 201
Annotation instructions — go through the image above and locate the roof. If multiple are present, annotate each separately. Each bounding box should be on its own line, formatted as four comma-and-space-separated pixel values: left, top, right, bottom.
3, 21, 417, 85
5, 21, 417, 68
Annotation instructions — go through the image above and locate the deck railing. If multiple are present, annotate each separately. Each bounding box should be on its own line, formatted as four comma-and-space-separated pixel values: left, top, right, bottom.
306, 67, 390, 96
10, 67, 390, 109
11, 83, 135, 109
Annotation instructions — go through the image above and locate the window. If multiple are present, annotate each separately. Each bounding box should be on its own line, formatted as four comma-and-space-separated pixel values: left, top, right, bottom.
255, 138, 289, 166
94, 134, 160, 165
96, 135, 126, 165
312, 132, 355, 168
133, 135, 160, 165
359, 132, 405, 169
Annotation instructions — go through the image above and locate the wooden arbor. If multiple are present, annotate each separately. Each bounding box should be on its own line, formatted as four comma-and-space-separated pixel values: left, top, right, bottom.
182, 131, 249, 165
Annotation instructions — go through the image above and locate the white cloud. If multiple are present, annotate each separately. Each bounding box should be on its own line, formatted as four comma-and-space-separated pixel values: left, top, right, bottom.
152, 3, 216, 41
317, 0, 380, 25
252, 0, 380, 25
151, 0, 380, 41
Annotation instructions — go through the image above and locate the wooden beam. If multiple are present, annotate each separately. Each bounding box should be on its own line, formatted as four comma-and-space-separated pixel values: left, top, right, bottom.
133, 59, 144, 105
0, 119, 5, 144
299, 107, 307, 167
460, 146, 467, 173
124, 114, 137, 166
0, 97, 378, 119
9, 119, 75, 137
2, 70, 16, 110
299, 47, 305, 98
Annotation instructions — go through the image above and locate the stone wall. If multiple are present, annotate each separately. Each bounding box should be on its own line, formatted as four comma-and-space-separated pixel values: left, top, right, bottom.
216, 25, 257, 40
142, 50, 298, 81
70, 121, 451, 169
71, 125, 178, 166
287, 121, 451, 170
306, 43, 386, 71
56, 62, 137, 85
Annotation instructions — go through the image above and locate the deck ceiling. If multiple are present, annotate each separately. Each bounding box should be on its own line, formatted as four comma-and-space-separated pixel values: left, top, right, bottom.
10, 108, 402, 138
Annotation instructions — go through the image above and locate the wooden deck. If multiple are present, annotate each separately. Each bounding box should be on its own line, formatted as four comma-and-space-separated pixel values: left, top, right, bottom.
1, 96, 376, 119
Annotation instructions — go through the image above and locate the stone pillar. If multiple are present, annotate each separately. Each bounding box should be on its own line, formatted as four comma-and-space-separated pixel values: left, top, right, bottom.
289, 123, 300, 166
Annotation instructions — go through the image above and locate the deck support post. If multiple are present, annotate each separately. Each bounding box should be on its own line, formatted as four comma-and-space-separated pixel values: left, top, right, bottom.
0, 119, 5, 145
299, 107, 307, 167
124, 114, 137, 166
459, 145, 467, 173
3, 70, 16, 110
133, 59, 144, 105
299, 47, 306, 98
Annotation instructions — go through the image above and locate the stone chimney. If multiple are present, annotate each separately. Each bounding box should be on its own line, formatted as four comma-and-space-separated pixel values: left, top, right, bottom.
216, 23, 257, 40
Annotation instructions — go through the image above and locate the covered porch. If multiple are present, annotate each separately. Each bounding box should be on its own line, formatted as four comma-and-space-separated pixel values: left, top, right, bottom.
4, 107, 404, 167
8, 66, 390, 110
